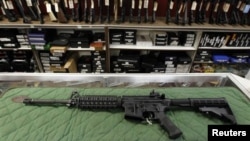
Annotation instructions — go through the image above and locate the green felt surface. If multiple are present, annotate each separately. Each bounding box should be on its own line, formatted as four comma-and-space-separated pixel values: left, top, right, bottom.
0, 87, 249, 141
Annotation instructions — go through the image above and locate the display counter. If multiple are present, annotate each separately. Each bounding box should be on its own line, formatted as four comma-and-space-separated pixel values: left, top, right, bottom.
0, 73, 249, 141
0, 73, 249, 99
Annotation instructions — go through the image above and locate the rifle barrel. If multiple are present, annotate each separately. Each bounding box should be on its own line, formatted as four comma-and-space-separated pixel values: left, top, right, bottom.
23, 98, 70, 106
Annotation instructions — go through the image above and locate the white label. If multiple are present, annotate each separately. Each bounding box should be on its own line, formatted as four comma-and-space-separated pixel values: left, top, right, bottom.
120, 0, 123, 7
74, 0, 78, 4
144, 0, 149, 8
132, 0, 135, 9
2, 0, 8, 9
105, 0, 109, 6
214, 2, 219, 12
91, 0, 94, 8
153, 1, 158, 11
64, 0, 68, 7
26, 0, 33, 7
139, 0, 142, 9
178, 3, 183, 14
69, 0, 74, 9
191, 1, 197, 10
1, 7, 6, 15
46, 3, 52, 13
223, 3, 230, 12
206, 2, 210, 11
237, 1, 242, 9
170, 1, 174, 10
6, 0, 14, 10
54, 2, 59, 12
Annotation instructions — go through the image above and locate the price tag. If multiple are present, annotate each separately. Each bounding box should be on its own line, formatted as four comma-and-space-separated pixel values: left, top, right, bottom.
91, 0, 94, 8
46, 2, 52, 13
54, 2, 59, 12
105, 0, 109, 6
223, 3, 230, 12
144, 0, 149, 8
2, 0, 7, 9
69, 0, 74, 9
170, 0, 174, 10
214, 2, 219, 12
191, 1, 197, 10
206, 2, 210, 11
6, 0, 14, 10
237, 1, 242, 9
139, 0, 142, 9
74, 0, 78, 4
132, 0, 135, 9
64, 0, 68, 8
178, 3, 183, 14
153, 1, 158, 11
26, 0, 33, 7
1, 7, 6, 15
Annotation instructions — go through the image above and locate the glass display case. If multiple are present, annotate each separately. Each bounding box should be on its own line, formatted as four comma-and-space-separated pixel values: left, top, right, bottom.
0, 73, 249, 100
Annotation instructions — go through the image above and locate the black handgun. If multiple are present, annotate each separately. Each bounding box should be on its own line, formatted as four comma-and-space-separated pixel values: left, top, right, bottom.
23, 90, 237, 139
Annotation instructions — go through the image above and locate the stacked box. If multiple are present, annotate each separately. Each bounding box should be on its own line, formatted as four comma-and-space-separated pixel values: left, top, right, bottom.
110, 29, 124, 44
141, 55, 157, 73
117, 50, 141, 73
230, 53, 249, 63
110, 29, 137, 45
0, 51, 11, 72
157, 52, 178, 73
212, 54, 230, 63
49, 47, 68, 73
167, 32, 179, 46
152, 63, 166, 73
77, 55, 92, 73
183, 32, 196, 46
39, 51, 51, 72
28, 29, 56, 50
194, 50, 213, 62
150, 31, 167, 46
11, 51, 33, 72
124, 30, 136, 45
92, 51, 106, 73
0, 29, 19, 48
176, 53, 192, 73
16, 33, 30, 48
69, 30, 93, 48
111, 56, 123, 73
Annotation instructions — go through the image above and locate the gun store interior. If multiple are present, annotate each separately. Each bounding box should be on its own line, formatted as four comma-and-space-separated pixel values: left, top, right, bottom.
0, 0, 250, 141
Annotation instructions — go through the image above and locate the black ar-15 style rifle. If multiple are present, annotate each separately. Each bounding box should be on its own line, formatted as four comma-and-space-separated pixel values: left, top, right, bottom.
22, 90, 237, 139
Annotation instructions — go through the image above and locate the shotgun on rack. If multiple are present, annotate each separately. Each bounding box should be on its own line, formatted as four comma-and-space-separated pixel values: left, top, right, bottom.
22, 90, 237, 139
